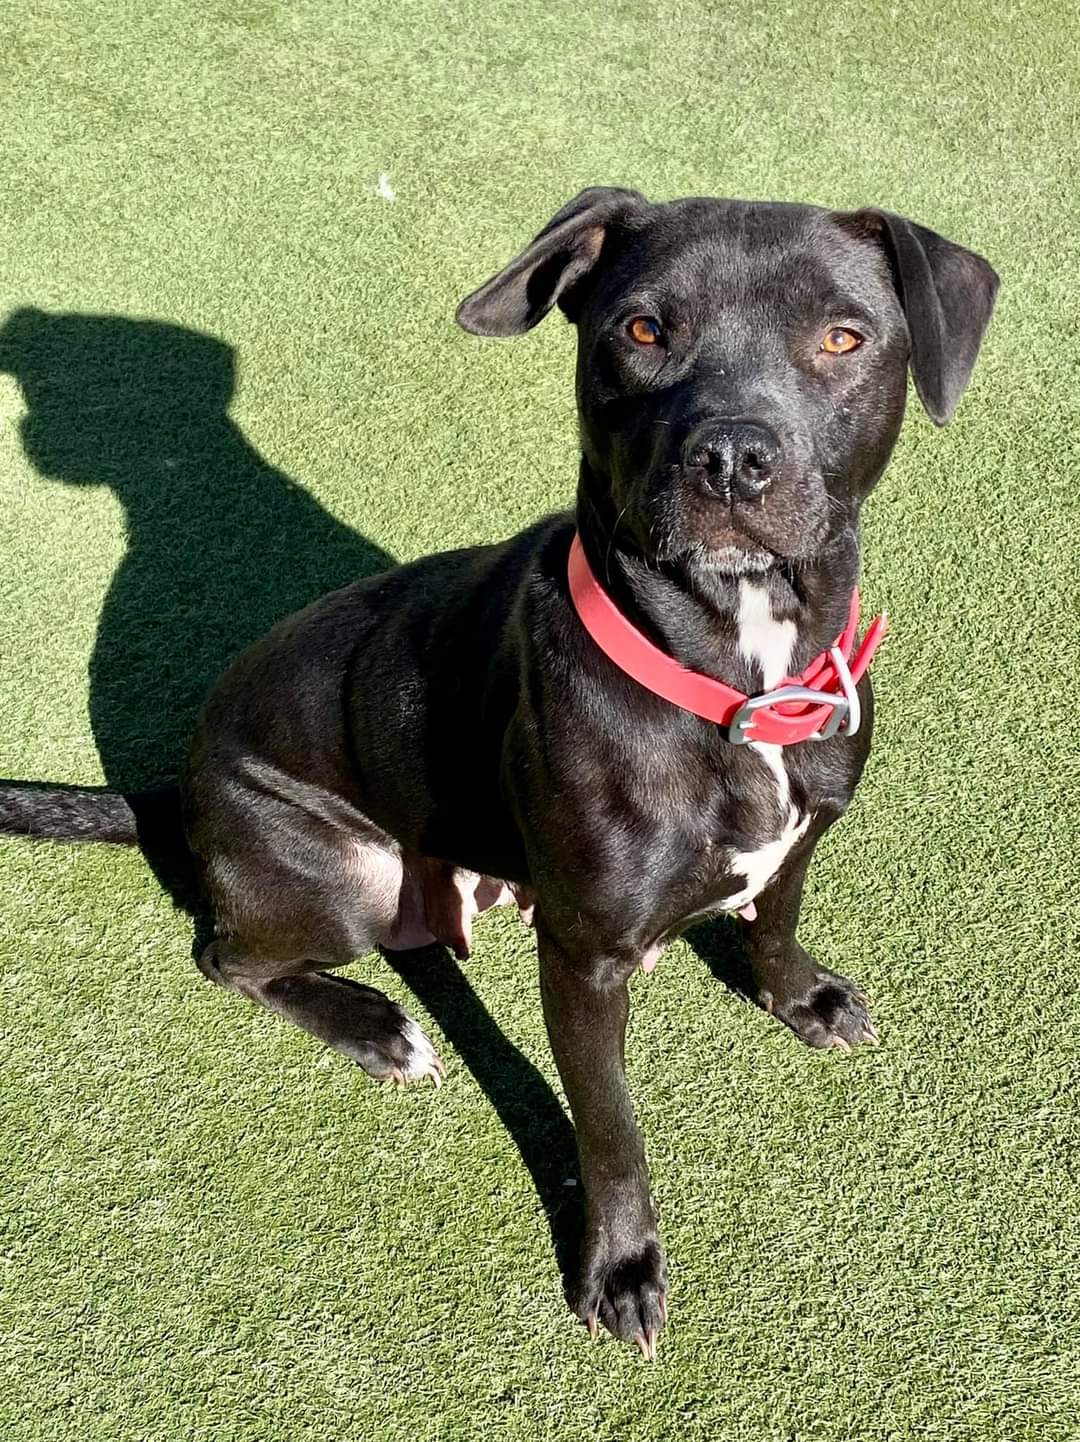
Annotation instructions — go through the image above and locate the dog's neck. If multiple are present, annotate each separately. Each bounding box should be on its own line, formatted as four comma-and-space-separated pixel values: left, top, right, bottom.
574, 465, 862, 694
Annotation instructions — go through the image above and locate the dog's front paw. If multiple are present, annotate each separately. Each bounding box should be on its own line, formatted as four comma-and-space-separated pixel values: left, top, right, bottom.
574, 1234, 668, 1358
760, 961, 878, 1050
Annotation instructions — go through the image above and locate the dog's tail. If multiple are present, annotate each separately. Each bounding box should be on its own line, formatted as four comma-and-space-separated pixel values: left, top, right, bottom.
0, 781, 183, 847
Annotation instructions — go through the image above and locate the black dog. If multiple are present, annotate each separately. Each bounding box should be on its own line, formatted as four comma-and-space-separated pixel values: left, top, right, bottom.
0, 189, 997, 1357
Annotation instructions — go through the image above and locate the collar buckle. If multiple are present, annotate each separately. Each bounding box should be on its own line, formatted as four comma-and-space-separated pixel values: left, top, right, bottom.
728, 646, 862, 746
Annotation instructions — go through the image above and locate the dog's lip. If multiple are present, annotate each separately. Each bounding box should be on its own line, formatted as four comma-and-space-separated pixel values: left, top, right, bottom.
697, 546, 776, 575
700, 503, 777, 551
662, 527, 779, 575
683, 497, 796, 572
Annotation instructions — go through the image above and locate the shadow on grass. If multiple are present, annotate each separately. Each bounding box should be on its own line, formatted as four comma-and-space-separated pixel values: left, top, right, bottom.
0, 305, 582, 1291
0, 306, 395, 792
378, 948, 582, 1286
685, 912, 757, 1000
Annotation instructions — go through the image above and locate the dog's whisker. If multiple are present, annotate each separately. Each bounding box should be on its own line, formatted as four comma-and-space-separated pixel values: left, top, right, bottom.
604, 504, 631, 585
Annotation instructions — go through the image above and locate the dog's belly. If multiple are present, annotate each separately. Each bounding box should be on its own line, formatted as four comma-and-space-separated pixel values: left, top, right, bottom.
362, 844, 534, 960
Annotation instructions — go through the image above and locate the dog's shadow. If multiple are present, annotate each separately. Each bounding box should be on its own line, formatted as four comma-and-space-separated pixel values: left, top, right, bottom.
0, 306, 582, 1286
685, 915, 757, 1000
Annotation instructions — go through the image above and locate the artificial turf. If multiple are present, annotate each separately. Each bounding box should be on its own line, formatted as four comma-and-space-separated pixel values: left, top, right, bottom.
0, 2, 1077, 1438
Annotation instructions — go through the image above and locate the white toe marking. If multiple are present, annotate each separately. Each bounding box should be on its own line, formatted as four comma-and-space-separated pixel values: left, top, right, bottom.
400, 1018, 440, 1081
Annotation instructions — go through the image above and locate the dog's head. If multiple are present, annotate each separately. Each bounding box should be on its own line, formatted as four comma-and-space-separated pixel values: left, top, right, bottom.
457, 189, 998, 578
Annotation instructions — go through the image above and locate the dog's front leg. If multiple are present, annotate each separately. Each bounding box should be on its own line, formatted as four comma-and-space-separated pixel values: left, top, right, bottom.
538, 926, 667, 1357
744, 822, 878, 1050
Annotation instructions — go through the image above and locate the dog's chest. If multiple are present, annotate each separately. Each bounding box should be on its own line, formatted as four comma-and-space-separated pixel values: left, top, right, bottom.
711, 583, 810, 910
711, 740, 809, 911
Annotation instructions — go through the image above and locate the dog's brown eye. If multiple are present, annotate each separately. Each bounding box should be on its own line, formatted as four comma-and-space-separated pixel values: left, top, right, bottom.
821, 327, 862, 355
628, 316, 662, 346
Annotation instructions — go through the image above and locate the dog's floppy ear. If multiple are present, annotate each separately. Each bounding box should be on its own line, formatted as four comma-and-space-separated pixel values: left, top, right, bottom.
456, 186, 647, 337
844, 210, 999, 425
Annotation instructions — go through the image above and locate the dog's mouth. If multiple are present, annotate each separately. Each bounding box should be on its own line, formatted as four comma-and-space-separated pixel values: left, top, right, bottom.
642, 458, 830, 576
692, 541, 776, 575
659, 533, 777, 579
651, 479, 783, 572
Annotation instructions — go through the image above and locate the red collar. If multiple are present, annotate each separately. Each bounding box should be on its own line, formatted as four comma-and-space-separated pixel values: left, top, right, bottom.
567, 533, 888, 745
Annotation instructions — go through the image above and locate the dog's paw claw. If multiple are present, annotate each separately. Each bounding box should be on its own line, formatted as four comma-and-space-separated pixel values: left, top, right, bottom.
575, 1238, 667, 1354
636, 1329, 658, 1361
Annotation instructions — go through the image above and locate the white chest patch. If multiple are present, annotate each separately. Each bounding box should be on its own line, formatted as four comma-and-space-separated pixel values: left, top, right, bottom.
736, 580, 796, 690
720, 583, 810, 911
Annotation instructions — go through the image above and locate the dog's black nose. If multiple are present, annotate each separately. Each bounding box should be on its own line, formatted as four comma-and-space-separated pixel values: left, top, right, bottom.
683, 419, 779, 501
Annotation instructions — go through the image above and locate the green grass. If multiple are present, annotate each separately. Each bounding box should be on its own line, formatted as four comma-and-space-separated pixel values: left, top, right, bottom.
1, 1, 1077, 1438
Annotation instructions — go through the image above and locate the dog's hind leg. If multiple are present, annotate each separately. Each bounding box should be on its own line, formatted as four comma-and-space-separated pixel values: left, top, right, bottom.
191, 810, 445, 1085
191, 813, 520, 1085
199, 940, 444, 1086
